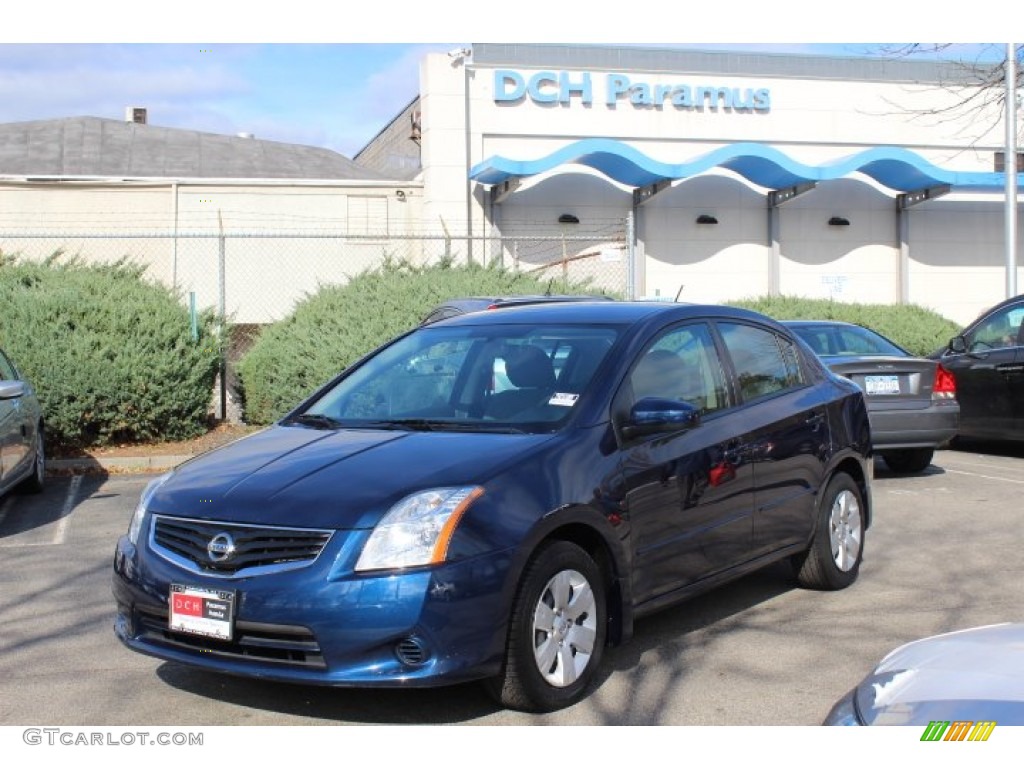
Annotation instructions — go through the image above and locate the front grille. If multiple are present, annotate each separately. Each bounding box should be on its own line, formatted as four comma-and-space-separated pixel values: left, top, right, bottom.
136, 605, 326, 669
152, 515, 332, 576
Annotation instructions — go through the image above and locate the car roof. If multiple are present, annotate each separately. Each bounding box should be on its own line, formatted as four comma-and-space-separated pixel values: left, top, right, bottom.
781, 319, 862, 328
428, 300, 781, 327
420, 294, 616, 325
441, 294, 612, 306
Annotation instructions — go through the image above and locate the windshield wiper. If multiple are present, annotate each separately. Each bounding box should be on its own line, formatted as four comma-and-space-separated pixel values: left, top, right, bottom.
363, 419, 527, 434
283, 413, 344, 430
362, 419, 447, 431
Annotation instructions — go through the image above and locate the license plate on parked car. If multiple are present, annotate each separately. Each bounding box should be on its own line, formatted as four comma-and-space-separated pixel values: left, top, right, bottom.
865, 375, 900, 395
169, 584, 235, 640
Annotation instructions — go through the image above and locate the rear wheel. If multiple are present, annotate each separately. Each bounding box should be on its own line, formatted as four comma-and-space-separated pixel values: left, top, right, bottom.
795, 473, 865, 590
881, 448, 933, 474
487, 541, 606, 712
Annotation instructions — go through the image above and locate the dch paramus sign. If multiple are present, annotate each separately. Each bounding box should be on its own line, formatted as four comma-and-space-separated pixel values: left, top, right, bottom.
493, 69, 771, 112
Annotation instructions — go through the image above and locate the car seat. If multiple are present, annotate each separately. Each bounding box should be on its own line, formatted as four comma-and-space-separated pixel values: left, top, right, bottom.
485, 346, 556, 420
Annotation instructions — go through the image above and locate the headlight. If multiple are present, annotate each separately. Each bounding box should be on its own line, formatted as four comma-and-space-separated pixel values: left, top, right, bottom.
822, 689, 862, 726
355, 486, 483, 572
127, 472, 172, 545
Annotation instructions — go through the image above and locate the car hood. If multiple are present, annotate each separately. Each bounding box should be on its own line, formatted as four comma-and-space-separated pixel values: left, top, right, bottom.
148, 425, 556, 529
854, 623, 1024, 725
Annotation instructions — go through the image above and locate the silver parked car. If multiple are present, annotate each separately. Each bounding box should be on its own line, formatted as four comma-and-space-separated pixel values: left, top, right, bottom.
824, 623, 1024, 726
783, 320, 959, 473
0, 346, 45, 498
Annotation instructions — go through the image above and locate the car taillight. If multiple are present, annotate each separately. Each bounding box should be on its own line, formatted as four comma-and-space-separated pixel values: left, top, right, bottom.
933, 364, 956, 400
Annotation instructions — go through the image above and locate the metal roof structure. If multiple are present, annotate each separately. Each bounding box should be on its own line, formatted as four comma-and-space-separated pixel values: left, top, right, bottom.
0, 116, 388, 181
470, 139, 1016, 195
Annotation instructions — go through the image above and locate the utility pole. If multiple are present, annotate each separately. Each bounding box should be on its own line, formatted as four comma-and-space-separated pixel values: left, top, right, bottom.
1006, 43, 1018, 298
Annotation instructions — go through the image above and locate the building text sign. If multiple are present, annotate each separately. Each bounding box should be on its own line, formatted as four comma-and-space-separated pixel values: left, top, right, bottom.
494, 70, 770, 112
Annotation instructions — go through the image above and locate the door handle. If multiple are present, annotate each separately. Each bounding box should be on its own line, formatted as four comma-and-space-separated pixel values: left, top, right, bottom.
805, 411, 825, 428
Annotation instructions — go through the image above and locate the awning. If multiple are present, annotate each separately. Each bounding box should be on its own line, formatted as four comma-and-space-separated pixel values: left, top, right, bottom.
469, 139, 1014, 194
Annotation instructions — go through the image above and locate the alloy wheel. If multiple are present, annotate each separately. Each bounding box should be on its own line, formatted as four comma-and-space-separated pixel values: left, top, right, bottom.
531, 568, 598, 687
829, 489, 862, 572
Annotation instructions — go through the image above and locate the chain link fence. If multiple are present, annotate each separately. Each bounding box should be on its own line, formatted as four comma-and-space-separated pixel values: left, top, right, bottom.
0, 228, 633, 324
0, 225, 634, 419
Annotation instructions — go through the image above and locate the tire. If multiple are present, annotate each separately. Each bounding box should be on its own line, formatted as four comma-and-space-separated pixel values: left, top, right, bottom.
881, 448, 934, 474
487, 541, 607, 712
794, 473, 865, 591
20, 426, 45, 494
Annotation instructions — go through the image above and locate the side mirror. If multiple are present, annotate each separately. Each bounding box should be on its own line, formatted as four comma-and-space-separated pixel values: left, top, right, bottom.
948, 335, 967, 355
621, 397, 700, 440
0, 380, 26, 400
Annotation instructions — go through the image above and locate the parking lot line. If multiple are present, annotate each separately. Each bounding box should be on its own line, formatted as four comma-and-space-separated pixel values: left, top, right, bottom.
53, 474, 83, 545
942, 467, 1024, 485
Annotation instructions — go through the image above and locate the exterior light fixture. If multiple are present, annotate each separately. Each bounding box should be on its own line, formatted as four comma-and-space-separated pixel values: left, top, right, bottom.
558, 214, 580, 224
696, 214, 718, 225
828, 216, 851, 226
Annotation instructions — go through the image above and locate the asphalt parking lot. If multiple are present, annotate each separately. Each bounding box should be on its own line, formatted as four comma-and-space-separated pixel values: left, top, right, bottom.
2, 444, 1022, 727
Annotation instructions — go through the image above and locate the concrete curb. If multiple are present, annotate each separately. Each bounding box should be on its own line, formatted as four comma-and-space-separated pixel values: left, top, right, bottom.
47, 455, 193, 474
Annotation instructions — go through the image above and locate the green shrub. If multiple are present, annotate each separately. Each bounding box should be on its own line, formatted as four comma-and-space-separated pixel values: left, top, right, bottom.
727, 295, 961, 356
238, 259, 606, 424
0, 255, 221, 449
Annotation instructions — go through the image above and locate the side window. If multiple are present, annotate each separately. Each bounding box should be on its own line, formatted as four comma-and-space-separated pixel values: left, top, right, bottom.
629, 324, 729, 415
718, 323, 805, 402
969, 305, 1024, 350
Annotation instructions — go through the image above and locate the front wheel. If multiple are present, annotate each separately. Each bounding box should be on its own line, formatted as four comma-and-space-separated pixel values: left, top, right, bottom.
20, 427, 45, 494
487, 541, 607, 712
794, 473, 865, 591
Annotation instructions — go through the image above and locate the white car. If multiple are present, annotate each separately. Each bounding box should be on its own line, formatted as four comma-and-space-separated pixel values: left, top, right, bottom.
824, 623, 1024, 726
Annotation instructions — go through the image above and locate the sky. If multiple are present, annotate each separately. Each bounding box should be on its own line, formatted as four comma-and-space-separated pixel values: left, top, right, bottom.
0, 4, 1009, 157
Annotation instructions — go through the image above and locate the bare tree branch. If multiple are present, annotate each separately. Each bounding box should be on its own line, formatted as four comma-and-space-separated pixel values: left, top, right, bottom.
860, 44, 1023, 156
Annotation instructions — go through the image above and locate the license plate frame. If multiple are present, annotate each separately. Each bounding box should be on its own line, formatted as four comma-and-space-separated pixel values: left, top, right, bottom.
864, 375, 900, 395
168, 584, 236, 641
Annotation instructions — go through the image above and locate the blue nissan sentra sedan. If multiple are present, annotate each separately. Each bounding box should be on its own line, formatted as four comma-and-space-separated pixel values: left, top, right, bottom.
113, 301, 872, 712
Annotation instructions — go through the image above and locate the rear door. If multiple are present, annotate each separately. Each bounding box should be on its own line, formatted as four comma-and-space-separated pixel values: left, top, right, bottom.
715, 321, 830, 558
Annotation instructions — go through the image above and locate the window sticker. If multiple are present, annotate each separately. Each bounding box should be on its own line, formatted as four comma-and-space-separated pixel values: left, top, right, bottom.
549, 392, 579, 407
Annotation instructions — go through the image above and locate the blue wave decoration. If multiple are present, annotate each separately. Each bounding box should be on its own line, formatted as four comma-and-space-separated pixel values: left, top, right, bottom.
469, 139, 1011, 192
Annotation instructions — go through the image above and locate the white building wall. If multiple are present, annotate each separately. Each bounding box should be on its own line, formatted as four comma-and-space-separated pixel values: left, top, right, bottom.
0, 179, 422, 323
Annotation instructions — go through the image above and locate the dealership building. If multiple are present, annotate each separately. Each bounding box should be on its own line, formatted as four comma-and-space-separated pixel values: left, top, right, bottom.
358, 43, 1022, 325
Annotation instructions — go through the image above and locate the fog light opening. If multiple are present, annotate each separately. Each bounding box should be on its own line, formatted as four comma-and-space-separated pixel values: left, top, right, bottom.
395, 637, 430, 666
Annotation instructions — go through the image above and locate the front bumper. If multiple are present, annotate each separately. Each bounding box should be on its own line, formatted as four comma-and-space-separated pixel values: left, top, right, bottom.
112, 531, 515, 688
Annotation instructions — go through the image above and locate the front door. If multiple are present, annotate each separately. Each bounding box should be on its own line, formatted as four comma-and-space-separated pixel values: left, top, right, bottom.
619, 322, 755, 604
941, 301, 1024, 441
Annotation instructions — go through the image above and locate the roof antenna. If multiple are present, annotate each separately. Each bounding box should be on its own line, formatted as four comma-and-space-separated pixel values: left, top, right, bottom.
545, 278, 554, 297
674, 285, 685, 302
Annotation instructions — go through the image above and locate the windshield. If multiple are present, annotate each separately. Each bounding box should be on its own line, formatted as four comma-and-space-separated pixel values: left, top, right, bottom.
790, 324, 907, 358
296, 324, 620, 432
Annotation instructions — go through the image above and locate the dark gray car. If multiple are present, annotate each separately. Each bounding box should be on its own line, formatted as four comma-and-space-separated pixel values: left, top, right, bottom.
784, 320, 959, 473
0, 346, 45, 498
